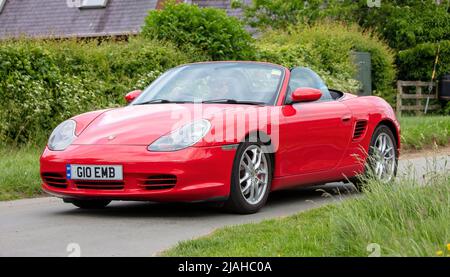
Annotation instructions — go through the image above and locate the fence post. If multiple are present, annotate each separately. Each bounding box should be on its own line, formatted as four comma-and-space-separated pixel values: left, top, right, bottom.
396, 81, 402, 117
416, 85, 422, 116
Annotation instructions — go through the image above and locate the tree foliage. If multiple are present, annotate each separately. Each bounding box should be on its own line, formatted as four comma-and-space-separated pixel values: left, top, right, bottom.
244, 0, 450, 50
142, 2, 254, 60
256, 23, 396, 102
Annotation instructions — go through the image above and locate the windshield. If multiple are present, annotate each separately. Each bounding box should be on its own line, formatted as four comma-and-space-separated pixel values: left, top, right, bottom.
133, 63, 285, 105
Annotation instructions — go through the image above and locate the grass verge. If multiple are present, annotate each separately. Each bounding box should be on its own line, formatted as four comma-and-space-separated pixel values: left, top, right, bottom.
163, 172, 450, 257
400, 116, 450, 150
0, 147, 43, 201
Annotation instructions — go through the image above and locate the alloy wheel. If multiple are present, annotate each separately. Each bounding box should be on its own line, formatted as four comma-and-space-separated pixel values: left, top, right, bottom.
371, 132, 396, 182
238, 145, 269, 205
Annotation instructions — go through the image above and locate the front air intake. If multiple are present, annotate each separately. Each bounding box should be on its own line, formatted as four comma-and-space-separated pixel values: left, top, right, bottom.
42, 173, 68, 188
139, 174, 177, 190
74, 181, 124, 190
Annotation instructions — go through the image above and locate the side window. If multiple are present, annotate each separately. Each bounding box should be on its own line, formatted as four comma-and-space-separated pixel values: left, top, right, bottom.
287, 67, 332, 102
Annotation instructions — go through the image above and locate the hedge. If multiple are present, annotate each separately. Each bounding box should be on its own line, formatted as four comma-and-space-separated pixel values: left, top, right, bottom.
255, 23, 396, 102
243, 0, 450, 51
142, 2, 254, 60
359, 2, 450, 51
243, 0, 359, 30
397, 40, 450, 81
0, 38, 197, 146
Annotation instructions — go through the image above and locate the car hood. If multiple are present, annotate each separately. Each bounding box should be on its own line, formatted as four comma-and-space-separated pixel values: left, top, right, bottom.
73, 104, 239, 145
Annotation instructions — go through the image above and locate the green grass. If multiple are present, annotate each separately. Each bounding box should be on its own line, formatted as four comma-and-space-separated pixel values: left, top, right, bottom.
400, 116, 450, 150
163, 173, 450, 257
165, 206, 334, 257
0, 147, 43, 201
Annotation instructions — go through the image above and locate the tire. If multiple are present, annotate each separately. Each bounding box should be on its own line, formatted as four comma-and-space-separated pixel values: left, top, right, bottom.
353, 125, 398, 190
224, 142, 272, 214
71, 199, 111, 209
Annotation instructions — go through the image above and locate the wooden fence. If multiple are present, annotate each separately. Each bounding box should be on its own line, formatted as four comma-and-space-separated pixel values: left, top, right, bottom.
396, 81, 440, 116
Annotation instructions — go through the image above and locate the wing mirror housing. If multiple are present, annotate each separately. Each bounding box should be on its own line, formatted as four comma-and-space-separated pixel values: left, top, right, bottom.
125, 90, 142, 103
291, 87, 322, 103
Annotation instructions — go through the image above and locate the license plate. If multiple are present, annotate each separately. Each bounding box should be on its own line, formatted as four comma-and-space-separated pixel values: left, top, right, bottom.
67, 165, 123, 181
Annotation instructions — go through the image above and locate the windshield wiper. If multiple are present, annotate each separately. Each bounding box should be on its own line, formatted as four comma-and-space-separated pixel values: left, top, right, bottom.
201, 99, 266, 106
134, 99, 192, 105
135, 98, 265, 106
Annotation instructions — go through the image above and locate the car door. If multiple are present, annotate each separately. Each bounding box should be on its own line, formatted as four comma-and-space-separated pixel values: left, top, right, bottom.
278, 67, 353, 176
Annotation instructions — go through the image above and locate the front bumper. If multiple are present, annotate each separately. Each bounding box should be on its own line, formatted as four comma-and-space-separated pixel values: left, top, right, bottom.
40, 144, 236, 202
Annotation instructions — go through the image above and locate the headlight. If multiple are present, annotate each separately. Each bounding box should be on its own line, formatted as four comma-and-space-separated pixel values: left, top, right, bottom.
48, 120, 77, 151
148, 119, 211, 152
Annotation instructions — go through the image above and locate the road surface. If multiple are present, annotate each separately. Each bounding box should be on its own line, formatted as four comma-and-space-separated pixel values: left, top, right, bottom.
0, 154, 448, 257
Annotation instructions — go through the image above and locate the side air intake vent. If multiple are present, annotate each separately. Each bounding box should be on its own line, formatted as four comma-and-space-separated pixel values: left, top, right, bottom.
353, 120, 368, 139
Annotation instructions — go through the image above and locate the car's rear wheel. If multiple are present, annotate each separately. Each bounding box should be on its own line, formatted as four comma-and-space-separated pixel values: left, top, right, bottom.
354, 125, 398, 190
224, 142, 272, 214
70, 199, 111, 209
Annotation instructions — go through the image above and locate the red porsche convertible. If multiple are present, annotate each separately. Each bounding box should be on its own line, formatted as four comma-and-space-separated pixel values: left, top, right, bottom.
40, 62, 400, 213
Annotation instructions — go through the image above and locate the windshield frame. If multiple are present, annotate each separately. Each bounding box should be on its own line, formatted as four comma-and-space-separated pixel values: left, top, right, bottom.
131, 62, 287, 106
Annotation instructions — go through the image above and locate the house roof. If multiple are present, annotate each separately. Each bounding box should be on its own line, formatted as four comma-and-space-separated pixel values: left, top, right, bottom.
0, 0, 159, 39
0, 0, 250, 39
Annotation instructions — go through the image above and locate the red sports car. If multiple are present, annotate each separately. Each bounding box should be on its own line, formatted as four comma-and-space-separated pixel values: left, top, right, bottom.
40, 62, 400, 214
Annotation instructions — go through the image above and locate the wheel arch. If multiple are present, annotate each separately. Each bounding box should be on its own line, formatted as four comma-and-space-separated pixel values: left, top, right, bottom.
376, 119, 401, 152
243, 130, 275, 177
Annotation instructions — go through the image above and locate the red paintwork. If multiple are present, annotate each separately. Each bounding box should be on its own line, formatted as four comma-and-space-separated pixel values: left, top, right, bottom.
124, 90, 142, 103
41, 145, 234, 202
40, 62, 400, 203
291, 87, 322, 102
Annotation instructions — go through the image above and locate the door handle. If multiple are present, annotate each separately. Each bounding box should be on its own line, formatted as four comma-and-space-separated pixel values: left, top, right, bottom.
341, 114, 352, 122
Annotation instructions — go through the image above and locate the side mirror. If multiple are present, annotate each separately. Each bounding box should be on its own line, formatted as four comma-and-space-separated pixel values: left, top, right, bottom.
291, 87, 322, 103
125, 90, 142, 103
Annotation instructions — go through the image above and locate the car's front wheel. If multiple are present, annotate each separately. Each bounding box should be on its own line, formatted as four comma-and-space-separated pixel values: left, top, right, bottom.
225, 142, 272, 214
70, 199, 111, 209
353, 125, 398, 190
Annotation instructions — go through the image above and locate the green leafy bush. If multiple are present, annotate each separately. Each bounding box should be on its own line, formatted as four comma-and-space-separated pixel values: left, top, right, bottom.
142, 2, 254, 60
444, 102, 450, 116
255, 23, 396, 102
244, 0, 450, 51
360, 2, 450, 50
0, 38, 193, 146
397, 40, 450, 81
244, 0, 358, 30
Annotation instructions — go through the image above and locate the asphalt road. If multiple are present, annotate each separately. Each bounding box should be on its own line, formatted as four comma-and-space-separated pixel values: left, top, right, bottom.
0, 154, 448, 257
